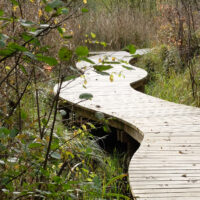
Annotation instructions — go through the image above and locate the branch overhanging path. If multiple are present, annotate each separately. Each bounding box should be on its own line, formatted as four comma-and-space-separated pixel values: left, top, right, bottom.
54, 50, 200, 200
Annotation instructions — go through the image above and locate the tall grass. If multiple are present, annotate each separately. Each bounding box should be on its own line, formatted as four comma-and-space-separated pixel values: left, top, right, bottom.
136, 46, 200, 107
71, 0, 159, 50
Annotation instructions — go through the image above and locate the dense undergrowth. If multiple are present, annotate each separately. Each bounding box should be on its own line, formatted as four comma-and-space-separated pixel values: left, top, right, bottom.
136, 45, 200, 107
0, 0, 131, 199
1, 0, 200, 199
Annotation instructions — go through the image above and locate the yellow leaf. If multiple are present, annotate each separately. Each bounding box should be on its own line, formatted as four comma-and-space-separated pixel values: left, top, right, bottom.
13, 6, 18, 12
110, 74, 114, 82
38, 9, 42, 18
35, 137, 42, 143
45, 136, 50, 142
61, 27, 66, 33
112, 57, 116, 61
83, 0, 87, 4
14, 165, 19, 170
58, 163, 63, 168
82, 124, 87, 131
54, 19, 58, 24
16, 134, 26, 140
5, 66, 11, 70
91, 32, 96, 39
74, 130, 78, 136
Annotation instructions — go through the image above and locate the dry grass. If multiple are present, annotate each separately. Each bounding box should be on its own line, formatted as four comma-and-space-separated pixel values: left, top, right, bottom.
71, 3, 158, 50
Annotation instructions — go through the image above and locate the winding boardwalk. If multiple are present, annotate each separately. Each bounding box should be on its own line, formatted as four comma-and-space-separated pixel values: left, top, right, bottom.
54, 50, 200, 199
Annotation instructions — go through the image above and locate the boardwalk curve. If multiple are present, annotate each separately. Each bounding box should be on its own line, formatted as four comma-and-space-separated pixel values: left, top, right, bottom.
54, 50, 200, 199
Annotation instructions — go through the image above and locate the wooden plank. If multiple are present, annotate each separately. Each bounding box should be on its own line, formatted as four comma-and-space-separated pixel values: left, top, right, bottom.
55, 50, 200, 199
129, 180, 200, 185
131, 184, 200, 189
136, 198, 200, 200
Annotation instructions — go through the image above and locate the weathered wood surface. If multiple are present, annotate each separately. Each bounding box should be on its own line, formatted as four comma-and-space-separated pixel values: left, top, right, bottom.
54, 50, 200, 200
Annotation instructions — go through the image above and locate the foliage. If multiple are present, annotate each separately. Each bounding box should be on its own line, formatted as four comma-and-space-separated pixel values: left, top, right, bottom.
71, 0, 158, 50
0, 0, 131, 199
70, 0, 200, 55
136, 46, 200, 107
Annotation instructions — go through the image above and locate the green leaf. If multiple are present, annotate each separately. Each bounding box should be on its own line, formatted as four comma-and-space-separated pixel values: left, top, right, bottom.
22, 33, 32, 41
8, 43, 27, 52
103, 124, 111, 133
123, 44, 136, 54
61, 8, 69, 15
0, 17, 12, 21
23, 51, 36, 60
103, 174, 127, 195
93, 65, 113, 72
21, 110, 27, 120
79, 93, 93, 100
64, 75, 77, 81
20, 20, 35, 27
0, 10, 4, 17
80, 57, 95, 64
29, 29, 42, 36
22, 33, 40, 46
0, 34, 9, 48
45, 5, 53, 12
0, 144, 6, 151
95, 112, 104, 120
63, 35, 73, 39
95, 71, 110, 76
0, 41, 5, 48
100, 41, 107, 47
0, 127, 10, 138
42, 118, 48, 126
29, 143, 43, 148
75, 46, 89, 57
19, 65, 28, 75
57, 27, 63, 34
58, 47, 72, 61
87, 122, 96, 129
53, 176, 62, 183
9, 0, 19, 5
59, 110, 67, 116
51, 152, 61, 159
81, 8, 89, 13
0, 49, 13, 56
36, 54, 58, 66
47, 0, 63, 9
10, 129, 18, 138
51, 140, 59, 150
102, 61, 120, 64
122, 65, 134, 70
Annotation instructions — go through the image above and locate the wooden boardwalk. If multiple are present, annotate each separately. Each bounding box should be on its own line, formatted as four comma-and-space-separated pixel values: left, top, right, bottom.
54, 50, 200, 199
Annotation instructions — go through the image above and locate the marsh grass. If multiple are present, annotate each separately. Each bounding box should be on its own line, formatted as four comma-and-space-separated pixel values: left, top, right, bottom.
71, 0, 158, 50
136, 47, 200, 107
